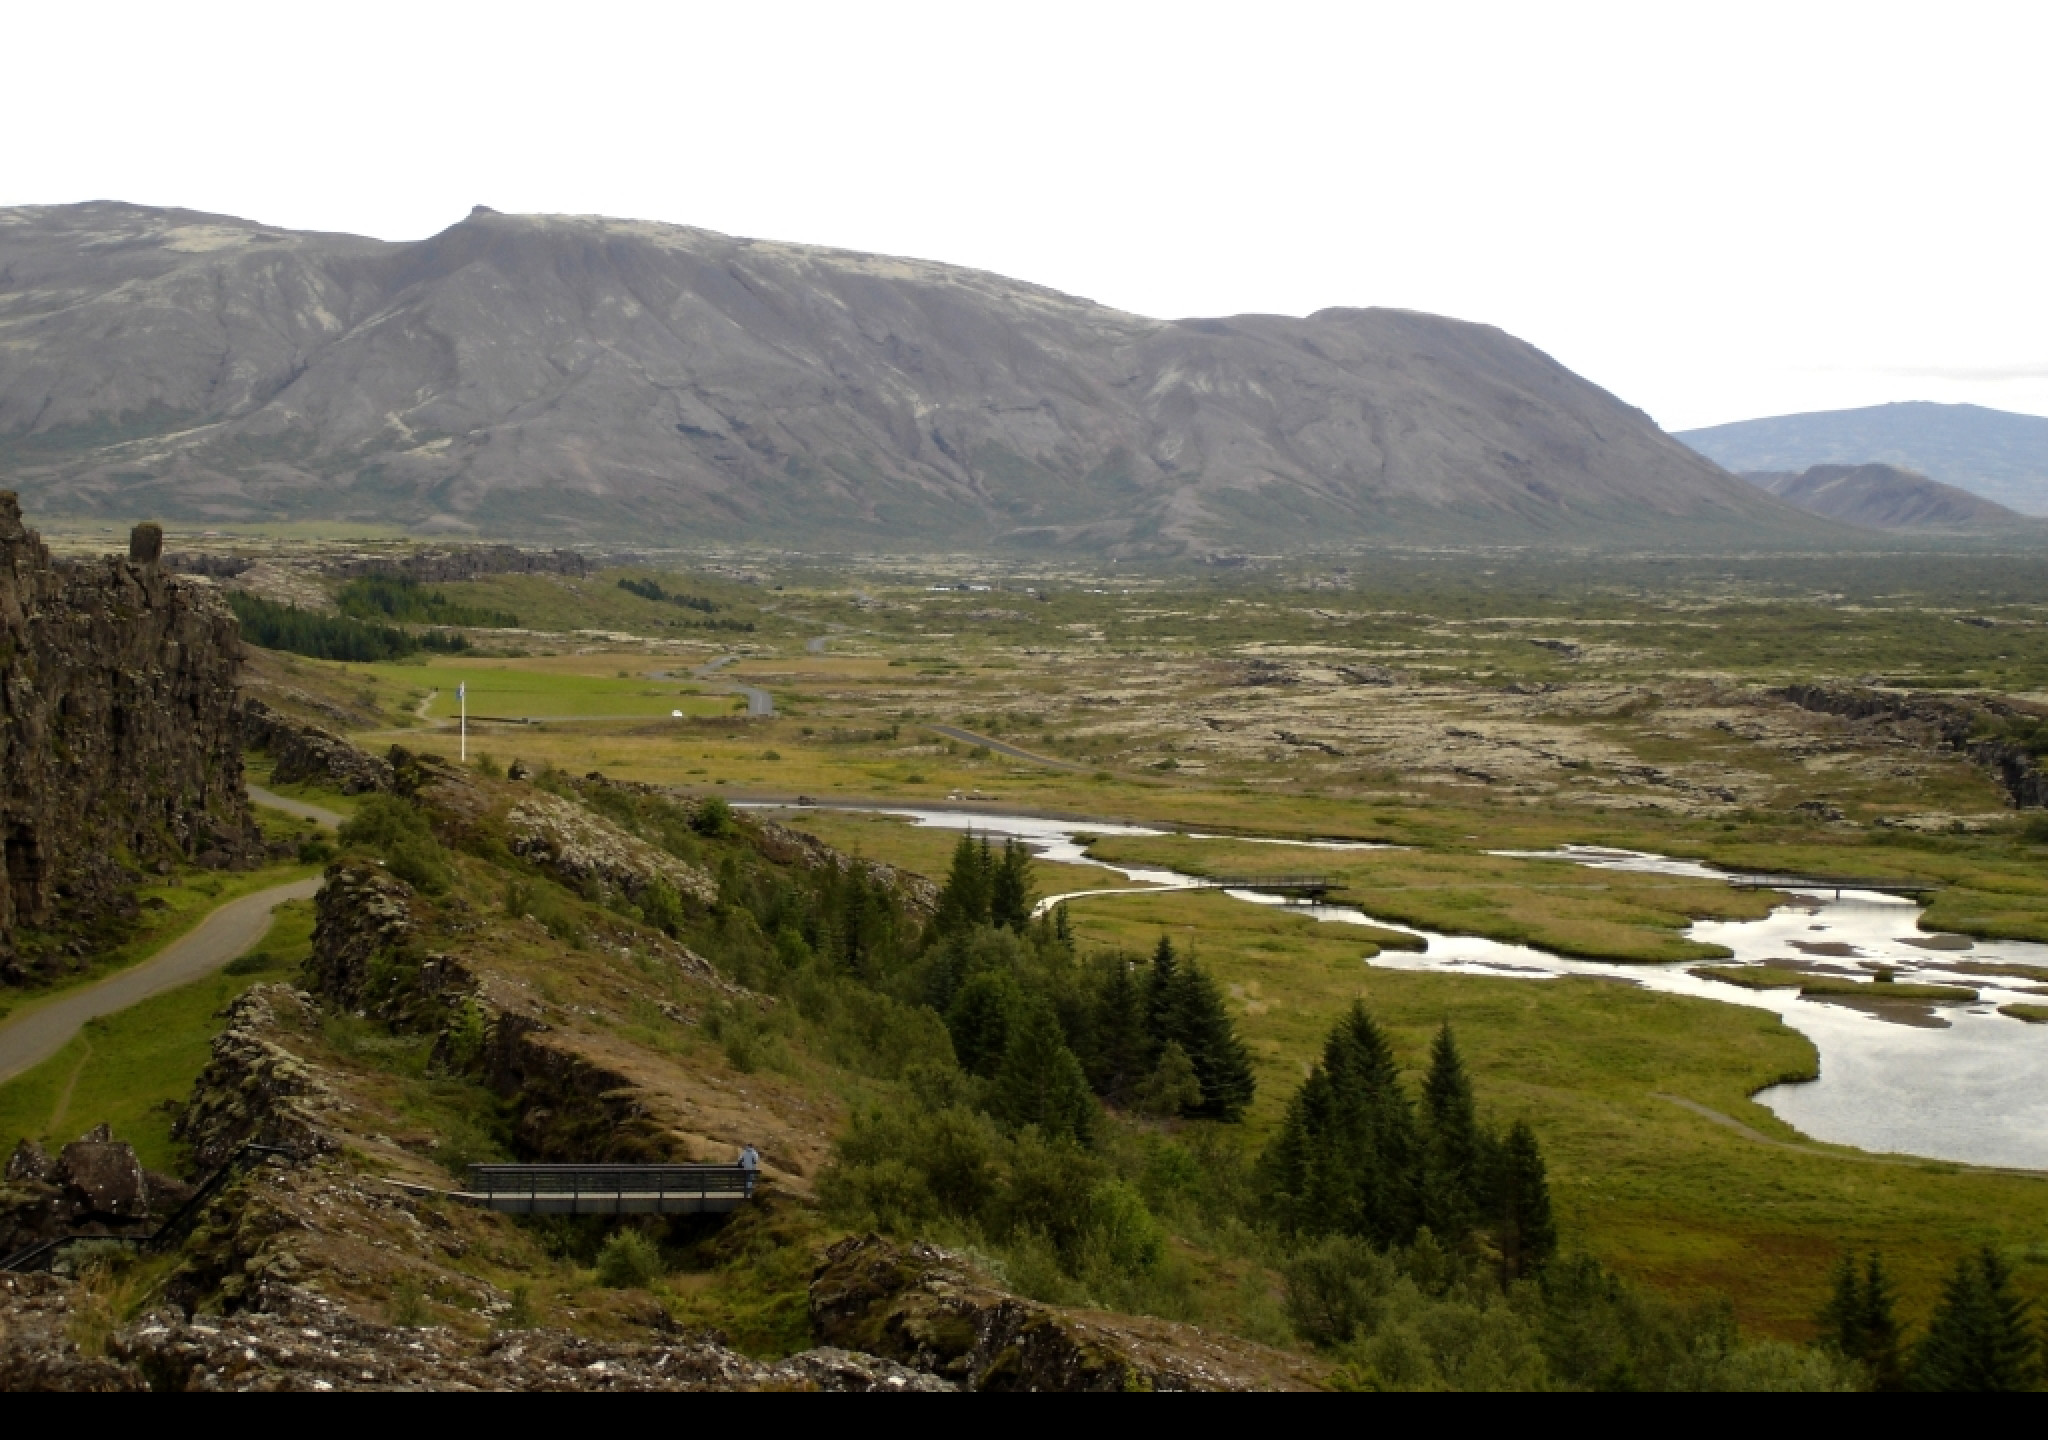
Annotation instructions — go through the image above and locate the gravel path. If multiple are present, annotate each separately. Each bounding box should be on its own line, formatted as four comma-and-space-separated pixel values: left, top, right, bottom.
924, 724, 1086, 771
0, 877, 322, 1084
247, 785, 346, 829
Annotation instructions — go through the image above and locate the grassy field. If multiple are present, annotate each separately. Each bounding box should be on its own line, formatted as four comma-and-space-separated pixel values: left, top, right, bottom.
0, 900, 316, 1171
352, 658, 739, 723
1047, 886, 2048, 1340
1084, 834, 1778, 962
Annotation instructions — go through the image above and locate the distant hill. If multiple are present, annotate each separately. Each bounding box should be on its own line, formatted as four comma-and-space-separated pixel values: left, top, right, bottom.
1743, 463, 2025, 530
0, 202, 1827, 553
1679, 402, 2048, 517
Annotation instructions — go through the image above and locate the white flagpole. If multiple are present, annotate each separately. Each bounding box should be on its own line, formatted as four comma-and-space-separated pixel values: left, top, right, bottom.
459, 682, 467, 763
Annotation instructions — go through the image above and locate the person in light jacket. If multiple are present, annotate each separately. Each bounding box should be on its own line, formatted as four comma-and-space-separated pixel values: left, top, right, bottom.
738, 1143, 760, 1197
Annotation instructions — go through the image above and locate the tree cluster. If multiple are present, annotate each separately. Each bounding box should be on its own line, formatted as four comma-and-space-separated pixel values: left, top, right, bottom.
336, 574, 520, 628
1264, 1007, 1556, 1282
1823, 1245, 2047, 1391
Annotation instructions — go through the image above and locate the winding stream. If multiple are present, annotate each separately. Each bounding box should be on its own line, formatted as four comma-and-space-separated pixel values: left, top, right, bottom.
755, 804, 2048, 1171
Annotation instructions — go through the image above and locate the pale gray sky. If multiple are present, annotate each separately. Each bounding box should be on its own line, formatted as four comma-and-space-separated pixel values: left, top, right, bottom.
8, 0, 2043, 430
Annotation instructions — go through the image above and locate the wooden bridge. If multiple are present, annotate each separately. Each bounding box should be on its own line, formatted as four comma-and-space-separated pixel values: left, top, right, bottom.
1727, 873, 1943, 899
1191, 875, 1343, 902
459, 1164, 756, 1216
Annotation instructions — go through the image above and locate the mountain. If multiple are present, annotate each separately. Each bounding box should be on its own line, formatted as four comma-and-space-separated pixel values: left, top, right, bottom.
1678, 402, 2048, 517
1743, 463, 2025, 530
0, 202, 1822, 552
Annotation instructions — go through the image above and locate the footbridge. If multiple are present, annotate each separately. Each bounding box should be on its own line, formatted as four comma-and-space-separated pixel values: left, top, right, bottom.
459, 1164, 756, 1216
1727, 873, 1943, 899
1191, 875, 1343, 902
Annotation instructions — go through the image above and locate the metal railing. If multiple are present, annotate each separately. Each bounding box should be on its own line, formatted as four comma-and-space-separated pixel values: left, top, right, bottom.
463, 1163, 756, 1213
1, 1143, 297, 1274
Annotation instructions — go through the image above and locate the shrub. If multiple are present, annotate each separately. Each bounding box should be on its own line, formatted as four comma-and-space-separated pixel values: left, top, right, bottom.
692, 796, 734, 837
337, 795, 453, 895
595, 1229, 665, 1289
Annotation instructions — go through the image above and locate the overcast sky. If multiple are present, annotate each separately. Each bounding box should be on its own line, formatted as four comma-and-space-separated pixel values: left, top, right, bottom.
7, 0, 2043, 430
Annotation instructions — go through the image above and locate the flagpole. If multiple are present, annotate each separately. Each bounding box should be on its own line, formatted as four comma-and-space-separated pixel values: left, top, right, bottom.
459, 683, 467, 763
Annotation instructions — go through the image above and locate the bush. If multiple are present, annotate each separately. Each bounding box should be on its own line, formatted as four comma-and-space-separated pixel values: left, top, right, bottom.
692, 796, 734, 837
337, 796, 453, 895
595, 1229, 665, 1289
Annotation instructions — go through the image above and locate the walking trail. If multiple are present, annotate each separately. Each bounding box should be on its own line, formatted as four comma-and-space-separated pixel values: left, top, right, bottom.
0, 875, 322, 1084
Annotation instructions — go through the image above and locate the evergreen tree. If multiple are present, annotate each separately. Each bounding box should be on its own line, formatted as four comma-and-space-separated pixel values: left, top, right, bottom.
1322, 1004, 1418, 1247
945, 971, 1019, 1078
1084, 953, 1150, 1105
989, 837, 1037, 932
1913, 1246, 2042, 1392
1857, 1253, 1907, 1392
1054, 902, 1073, 946
1822, 1252, 1908, 1390
989, 997, 1097, 1145
1152, 954, 1256, 1120
1817, 1252, 1866, 1360
1490, 1120, 1557, 1282
1143, 934, 1180, 1051
1418, 1023, 1483, 1242
935, 834, 992, 933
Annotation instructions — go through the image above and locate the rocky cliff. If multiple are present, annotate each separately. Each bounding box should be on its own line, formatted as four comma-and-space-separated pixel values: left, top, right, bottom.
0, 494, 252, 981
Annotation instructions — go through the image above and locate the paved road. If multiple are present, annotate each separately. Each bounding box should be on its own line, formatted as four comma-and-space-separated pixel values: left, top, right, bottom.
925, 724, 1087, 771
0, 877, 323, 1084
247, 785, 346, 829
685, 656, 775, 717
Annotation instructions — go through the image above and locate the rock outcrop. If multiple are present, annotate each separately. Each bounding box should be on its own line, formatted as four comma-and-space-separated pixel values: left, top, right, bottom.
0, 495, 253, 981
810, 1236, 1321, 1391
242, 698, 392, 795
321, 545, 590, 585
0, 1273, 952, 1391
1776, 683, 2048, 809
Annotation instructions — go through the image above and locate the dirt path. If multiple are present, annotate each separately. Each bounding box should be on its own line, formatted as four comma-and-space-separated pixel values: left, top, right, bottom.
924, 724, 1086, 772
247, 785, 346, 829
0, 877, 321, 1085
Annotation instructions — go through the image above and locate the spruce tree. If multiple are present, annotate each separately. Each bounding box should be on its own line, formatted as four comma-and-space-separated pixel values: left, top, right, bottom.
1859, 1253, 1907, 1392
989, 997, 1097, 1145
945, 970, 1019, 1078
1143, 934, 1180, 1052
1913, 1246, 2042, 1391
1817, 1252, 1866, 1360
935, 834, 992, 933
988, 837, 1037, 932
1490, 1120, 1557, 1282
1322, 1004, 1418, 1247
1085, 954, 1150, 1105
1418, 1023, 1483, 1243
1159, 955, 1256, 1120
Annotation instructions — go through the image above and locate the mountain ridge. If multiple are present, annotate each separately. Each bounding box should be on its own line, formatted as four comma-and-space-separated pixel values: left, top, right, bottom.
1743, 463, 2025, 531
1679, 402, 2048, 518
0, 201, 1827, 552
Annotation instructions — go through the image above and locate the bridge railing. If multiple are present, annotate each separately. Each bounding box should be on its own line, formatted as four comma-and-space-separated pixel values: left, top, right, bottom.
465, 1164, 754, 1198
1191, 875, 1339, 892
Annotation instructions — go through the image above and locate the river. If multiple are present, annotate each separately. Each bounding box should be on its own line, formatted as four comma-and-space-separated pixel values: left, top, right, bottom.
752, 804, 2048, 1171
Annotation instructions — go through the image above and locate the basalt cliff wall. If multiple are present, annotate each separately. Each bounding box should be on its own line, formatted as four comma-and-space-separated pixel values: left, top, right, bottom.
0, 493, 251, 981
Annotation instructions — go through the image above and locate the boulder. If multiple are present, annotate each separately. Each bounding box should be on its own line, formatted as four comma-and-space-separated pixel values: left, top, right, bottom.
54, 1133, 150, 1220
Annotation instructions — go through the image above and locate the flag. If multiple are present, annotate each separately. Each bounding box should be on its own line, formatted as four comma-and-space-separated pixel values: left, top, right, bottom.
457, 683, 466, 702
